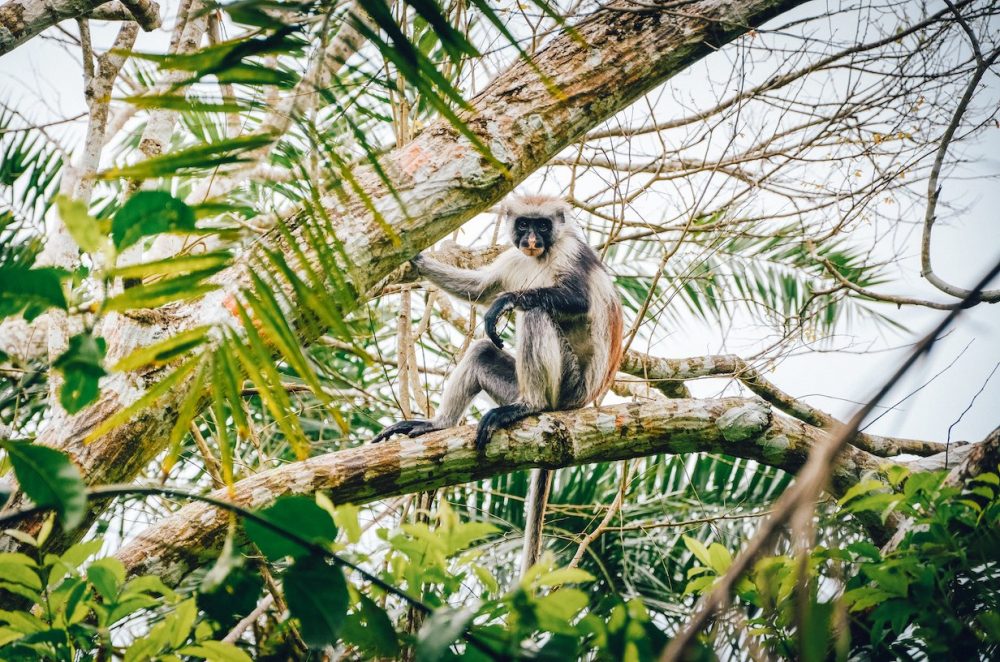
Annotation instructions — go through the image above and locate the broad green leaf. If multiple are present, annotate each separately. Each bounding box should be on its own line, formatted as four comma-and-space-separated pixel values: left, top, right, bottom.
534, 588, 589, 634
244, 496, 337, 561
416, 606, 477, 662
837, 479, 887, 506
707, 543, 733, 574
112, 325, 211, 373
341, 594, 400, 658
0, 266, 67, 321
330, 500, 361, 544
166, 598, 198, 648
0, 609, 47, 634
52, 333, 107, 413
683, 535, 713, 568
0, 440, 86, 530
284, 556, 349, 648
56, 195, 113, 259
178, 641, 253, 662
0, 560, 40, 591
111, 191, 196, 250
87, 558, 125, 601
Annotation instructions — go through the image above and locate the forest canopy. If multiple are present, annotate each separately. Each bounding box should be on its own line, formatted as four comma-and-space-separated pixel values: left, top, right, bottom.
0, 0, 998, 659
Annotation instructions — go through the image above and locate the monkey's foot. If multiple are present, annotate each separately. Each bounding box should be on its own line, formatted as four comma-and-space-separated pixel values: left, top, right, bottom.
371, 419, 441, 444
475, 404, 533, 450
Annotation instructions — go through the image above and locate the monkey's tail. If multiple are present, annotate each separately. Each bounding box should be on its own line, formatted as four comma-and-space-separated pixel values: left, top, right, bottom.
520, 467, 553, 577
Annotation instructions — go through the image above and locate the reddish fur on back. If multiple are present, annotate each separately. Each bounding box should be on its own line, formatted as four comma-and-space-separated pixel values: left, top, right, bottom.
592, 299, 624, 403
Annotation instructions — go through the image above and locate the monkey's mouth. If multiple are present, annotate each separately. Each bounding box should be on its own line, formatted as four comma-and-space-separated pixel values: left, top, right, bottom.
520, 247, 545, 258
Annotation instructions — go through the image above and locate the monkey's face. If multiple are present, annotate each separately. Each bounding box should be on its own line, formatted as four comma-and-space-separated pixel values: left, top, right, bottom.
512, 216, 556, 258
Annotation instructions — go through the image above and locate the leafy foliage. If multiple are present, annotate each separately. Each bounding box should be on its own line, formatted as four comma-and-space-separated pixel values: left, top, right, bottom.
684, 467, 1000, 659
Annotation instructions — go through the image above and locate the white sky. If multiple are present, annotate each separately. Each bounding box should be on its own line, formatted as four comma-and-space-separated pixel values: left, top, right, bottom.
2, 0, 997, 449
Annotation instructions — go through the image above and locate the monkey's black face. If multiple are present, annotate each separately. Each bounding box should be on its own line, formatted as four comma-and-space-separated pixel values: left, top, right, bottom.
512, 216, 556, 258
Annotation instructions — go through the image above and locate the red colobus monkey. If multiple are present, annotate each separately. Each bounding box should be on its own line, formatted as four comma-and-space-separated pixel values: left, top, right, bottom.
373, 194, 624, 575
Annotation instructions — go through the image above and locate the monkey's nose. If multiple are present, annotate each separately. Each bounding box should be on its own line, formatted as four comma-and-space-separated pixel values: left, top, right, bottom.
526, 233, 538, 249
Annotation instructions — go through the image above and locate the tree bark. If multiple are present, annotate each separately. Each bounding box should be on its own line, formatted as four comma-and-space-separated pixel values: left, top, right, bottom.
0, 0, 810, 557
0, 0, 159, 56
116, 397, 891, 584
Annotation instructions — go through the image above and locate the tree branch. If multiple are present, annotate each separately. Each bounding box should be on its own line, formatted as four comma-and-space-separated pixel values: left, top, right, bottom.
0, 0, 159, 57
115, 397, 889, 584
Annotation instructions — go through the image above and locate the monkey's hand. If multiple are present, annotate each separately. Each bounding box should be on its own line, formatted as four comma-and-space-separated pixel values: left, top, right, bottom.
484, 293, 517, 348
372, 419, 440, 443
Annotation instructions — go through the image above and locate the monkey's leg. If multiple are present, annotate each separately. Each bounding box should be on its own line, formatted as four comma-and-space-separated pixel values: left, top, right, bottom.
475, 309, 570, 449
372, 340, 517, 443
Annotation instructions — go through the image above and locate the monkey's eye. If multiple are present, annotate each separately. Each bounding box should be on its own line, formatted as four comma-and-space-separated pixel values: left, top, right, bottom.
517, 220, 528, 230
538, 221, 551, 232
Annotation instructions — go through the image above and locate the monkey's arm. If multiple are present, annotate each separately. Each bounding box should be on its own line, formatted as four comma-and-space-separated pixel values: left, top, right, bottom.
411, 253, 503, 303
484, 282, 589, 348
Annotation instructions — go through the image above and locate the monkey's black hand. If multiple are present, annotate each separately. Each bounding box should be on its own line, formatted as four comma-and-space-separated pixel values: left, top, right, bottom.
484, 293, 517, 349
372, 419, 439, 443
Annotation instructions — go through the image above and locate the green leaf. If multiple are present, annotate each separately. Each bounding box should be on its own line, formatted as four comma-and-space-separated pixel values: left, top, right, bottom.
0, 266, 67, 321
109, 251, 232, 280
244, 496, 337, 561
534, 588, 589, 633
111, 191, 197, 251
332, 501, 362, 545
178, 641, 253, 662
0, 440, 86, 530
707, 543, 733, 574
284, 555, 348, 648
87, 558, 125, 601
98, 135, 275, 180
112, 325, 211, 373
101, 270, 220, 312
52, 333, 107, 413
535, 567, 595, 587
198, 564, 263, 630
416, 606, 477, 662
0, 559, 40, 591
120, 94, 252, 114
56, 195, 113, 259
682, 535, 713, 568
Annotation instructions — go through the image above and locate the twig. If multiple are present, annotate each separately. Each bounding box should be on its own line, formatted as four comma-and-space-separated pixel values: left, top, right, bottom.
568, 461, 631, 568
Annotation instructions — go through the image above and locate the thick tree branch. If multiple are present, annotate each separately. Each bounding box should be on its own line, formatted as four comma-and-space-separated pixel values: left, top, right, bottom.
0, 0, 159, 56
115, 397, 889, 584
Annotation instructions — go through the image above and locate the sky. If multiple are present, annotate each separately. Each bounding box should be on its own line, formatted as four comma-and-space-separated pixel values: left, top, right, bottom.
2, 0, 997, 450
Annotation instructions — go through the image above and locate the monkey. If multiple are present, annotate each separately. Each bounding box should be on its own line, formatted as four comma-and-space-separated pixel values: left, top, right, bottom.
372, 194, 624, 575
